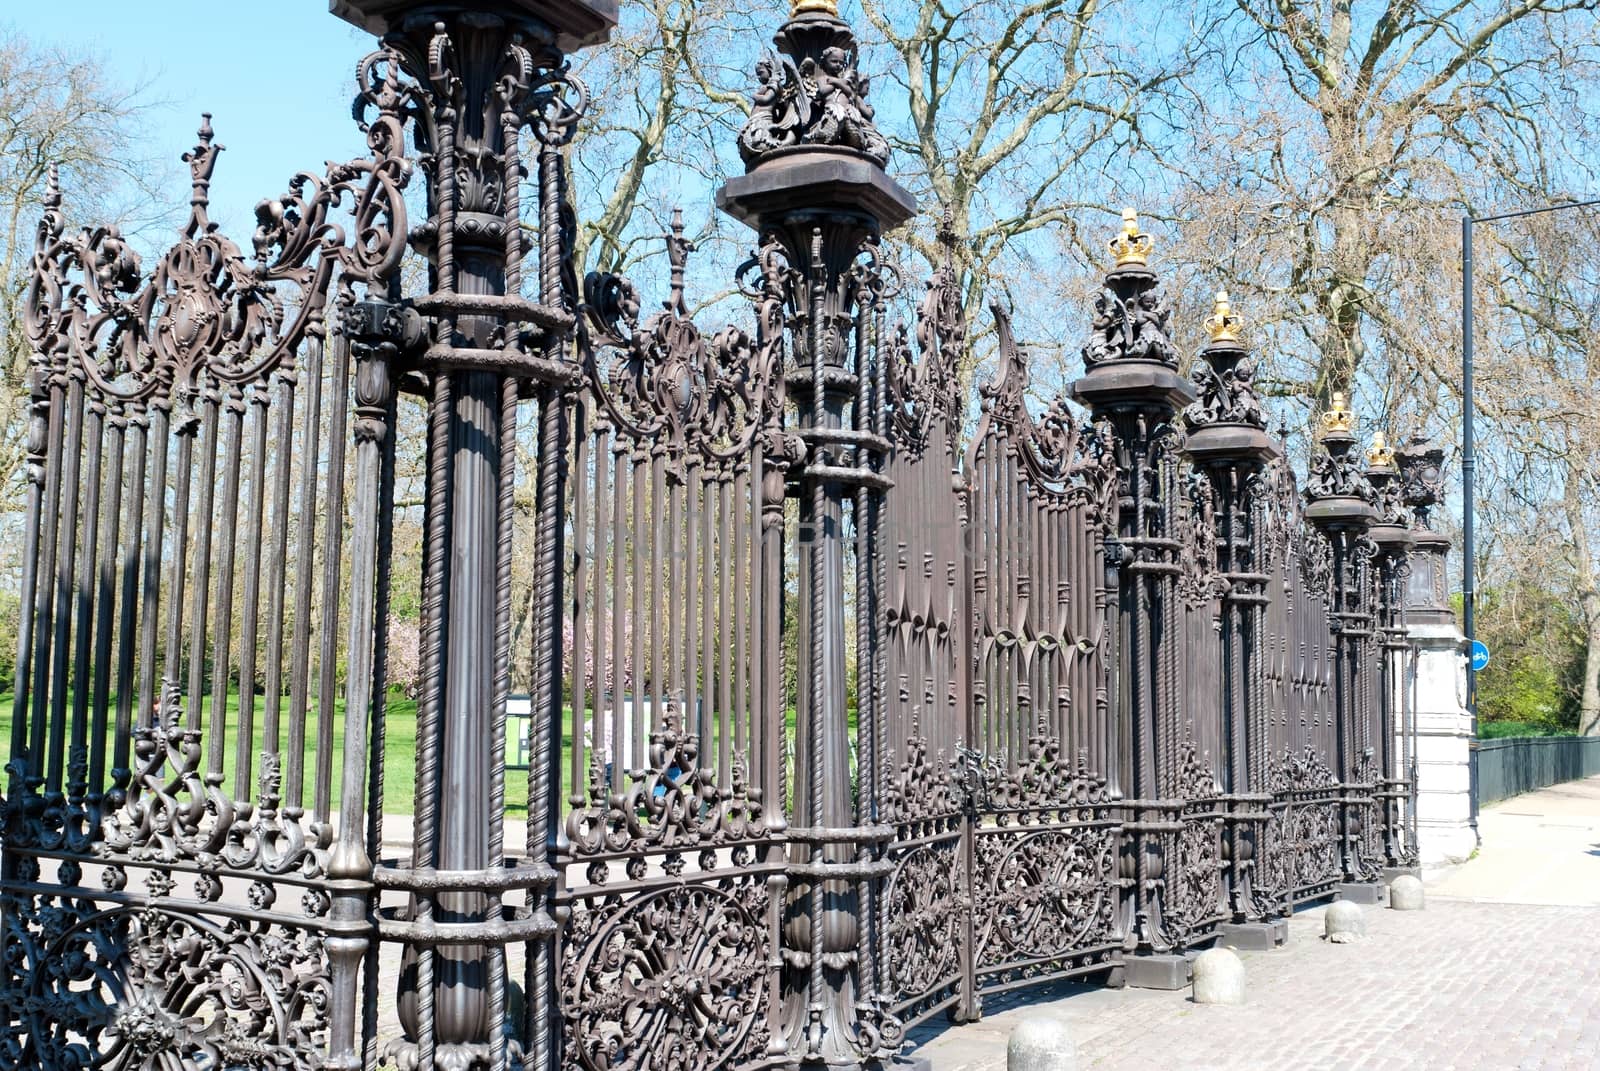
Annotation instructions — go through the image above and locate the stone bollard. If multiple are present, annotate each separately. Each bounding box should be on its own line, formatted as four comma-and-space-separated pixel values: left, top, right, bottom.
1008, 1016, 1076, 1071
1325, 899, 1366, 943
1389, 874, 1425, 911
1191, 947, 1245, 1005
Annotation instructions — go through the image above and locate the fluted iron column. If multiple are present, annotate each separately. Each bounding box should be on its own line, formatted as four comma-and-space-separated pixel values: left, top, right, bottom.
1304, 395, 1382, 901
718, 1, 915, 1064
1182, 292, 1282, 943
333, 3, 614, 1068
1069, 211, 1196, 983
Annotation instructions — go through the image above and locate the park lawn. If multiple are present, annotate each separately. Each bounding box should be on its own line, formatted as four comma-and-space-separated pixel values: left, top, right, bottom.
1477, 719, 1579, 740
0, 691, 573, 819
1, 692, 813, 819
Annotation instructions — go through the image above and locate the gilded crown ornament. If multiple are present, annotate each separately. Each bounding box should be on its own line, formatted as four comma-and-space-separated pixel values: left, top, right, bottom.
1108, 207, 1154, 268
1319, 391, 1355, 436
1366, 430, 1396, 468
1204, 290, 1242, 344
793, 0, 840, 14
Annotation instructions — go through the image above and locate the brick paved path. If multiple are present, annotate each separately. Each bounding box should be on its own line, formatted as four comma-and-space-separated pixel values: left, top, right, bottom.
910, 777, 1600, 1071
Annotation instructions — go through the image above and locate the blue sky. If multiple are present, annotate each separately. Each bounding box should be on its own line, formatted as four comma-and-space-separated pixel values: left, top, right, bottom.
8, 2, 381, 238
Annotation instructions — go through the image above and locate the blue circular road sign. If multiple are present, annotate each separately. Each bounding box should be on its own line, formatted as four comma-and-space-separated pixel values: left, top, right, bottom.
1470, 640, 1490, 672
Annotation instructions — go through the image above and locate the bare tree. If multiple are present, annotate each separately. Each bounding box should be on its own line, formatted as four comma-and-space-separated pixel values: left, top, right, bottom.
858, 0, 1189, 384
0, 31, 161, 505
1169, 0, 1600, 410
1469, 208, 1600, 735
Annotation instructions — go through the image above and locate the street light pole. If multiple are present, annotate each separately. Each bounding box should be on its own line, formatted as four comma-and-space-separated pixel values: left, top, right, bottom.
1459, 196, 1599, 840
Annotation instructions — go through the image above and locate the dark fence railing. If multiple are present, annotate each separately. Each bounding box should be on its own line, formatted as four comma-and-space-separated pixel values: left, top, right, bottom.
0, 2, 1458, 1067
1475, 736, 1600, 806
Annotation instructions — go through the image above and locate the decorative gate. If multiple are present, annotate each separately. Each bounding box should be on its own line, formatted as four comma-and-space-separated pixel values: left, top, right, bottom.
0, 1, 1428, 1069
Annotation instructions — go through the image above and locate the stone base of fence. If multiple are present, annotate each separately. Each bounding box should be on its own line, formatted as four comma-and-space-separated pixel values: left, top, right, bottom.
1216, 920, 1288, 951
1334, 881, 1384, 904
1124, 954, 1192, 991
1408, 619, 1477, 867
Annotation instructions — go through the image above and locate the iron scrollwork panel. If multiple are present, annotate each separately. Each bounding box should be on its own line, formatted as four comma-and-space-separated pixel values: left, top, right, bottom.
971, 738, 1120, 993
560, 866, 779, 1071
879, 734, 966, 1027
2, 34, 412, 1071
1, 861, 338, 1071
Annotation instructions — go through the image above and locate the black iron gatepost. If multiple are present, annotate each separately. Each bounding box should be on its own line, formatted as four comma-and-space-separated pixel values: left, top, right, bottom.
719, 0, 917, 1063
1364, 435, 1420, 878
1304, 396, 1385, 904
1182, 293, 1285, 952
1068, 211, 1201, 989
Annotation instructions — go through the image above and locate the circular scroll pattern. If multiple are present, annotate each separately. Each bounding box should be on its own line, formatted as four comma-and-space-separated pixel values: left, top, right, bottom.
564, 884, 767, 1071
883, 844, 962, 999
979, 827, 1114, 963
10, 904, 328, 1071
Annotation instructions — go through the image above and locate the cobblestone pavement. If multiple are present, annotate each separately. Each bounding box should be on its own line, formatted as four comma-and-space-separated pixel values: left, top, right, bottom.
909, 777, 1600, 1071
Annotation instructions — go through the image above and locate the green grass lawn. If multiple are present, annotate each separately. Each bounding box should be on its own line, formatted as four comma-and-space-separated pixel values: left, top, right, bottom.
0, 691, 809, 819
0, 690, 557, 819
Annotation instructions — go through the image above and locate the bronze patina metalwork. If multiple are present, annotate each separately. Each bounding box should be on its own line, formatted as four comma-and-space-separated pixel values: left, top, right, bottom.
0, 2, 1429, 1068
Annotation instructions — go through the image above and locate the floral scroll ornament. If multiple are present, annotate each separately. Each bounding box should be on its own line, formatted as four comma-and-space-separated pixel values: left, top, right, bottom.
979, 304, 1120, 526
885, 218, 964, 455
5, 902, 330, 1071
581, 214, 785, 474
23, 45, 413, 419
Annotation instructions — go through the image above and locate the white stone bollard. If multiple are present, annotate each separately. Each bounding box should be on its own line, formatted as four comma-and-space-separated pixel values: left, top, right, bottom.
1008, 1015, 1076, 1071
1191, 947, 1245, 1005
1389, 874, 1425, 911
1325, 899, 1366, 943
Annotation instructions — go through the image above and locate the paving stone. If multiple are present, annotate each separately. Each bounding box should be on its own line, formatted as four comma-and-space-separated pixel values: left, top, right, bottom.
908, 900, 1600, 1069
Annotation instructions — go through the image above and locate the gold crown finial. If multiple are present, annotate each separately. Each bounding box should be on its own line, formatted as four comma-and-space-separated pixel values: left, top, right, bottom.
793, 0, 840, 15
1367, 430, 1396, 468
1108, 206, 1154, 268
1205, 289, 1243, 343
1319, 391, 1355, 436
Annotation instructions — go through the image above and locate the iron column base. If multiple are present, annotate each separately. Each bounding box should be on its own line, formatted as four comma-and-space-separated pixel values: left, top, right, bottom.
1334, 881, 1384, 905
1215, 920, 1287, 951
1122, 953, 1191, 990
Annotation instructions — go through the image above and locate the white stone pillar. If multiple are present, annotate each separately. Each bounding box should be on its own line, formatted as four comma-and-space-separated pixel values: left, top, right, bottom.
1406, 619, 1476, 867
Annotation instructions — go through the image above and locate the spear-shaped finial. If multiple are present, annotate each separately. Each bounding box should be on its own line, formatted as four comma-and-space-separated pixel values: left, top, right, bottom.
182, 113, 224, 234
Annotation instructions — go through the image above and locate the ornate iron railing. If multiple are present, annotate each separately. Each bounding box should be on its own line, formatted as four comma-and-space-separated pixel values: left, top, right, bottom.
0, 1, 1439, 1068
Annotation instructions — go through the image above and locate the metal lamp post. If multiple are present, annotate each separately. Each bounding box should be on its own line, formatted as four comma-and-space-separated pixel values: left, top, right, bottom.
1459, 196, 1600, 835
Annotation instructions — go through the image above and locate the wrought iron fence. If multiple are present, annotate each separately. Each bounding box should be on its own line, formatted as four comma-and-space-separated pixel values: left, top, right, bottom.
0, 1, 1450, 1069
